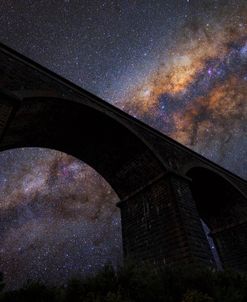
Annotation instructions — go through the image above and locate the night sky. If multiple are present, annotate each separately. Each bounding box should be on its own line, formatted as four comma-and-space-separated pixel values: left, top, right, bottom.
0, 0, 246, 289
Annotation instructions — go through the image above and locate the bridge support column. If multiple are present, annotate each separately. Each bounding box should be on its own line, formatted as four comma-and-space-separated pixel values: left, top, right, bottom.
117, 172, 215, 267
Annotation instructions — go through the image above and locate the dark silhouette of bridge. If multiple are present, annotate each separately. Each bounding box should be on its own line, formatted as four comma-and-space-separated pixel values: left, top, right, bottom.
0, 43, 247, 271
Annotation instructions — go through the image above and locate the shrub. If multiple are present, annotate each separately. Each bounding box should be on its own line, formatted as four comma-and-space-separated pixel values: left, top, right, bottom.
182, 290, 214, 302
1, 263, 247, 302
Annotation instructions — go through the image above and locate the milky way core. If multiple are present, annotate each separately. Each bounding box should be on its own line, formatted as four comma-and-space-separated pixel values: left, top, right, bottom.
0, 0, 246, 289
115, 6, 247, 179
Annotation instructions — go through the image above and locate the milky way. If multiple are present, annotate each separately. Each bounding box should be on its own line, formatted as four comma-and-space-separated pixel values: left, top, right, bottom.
0, 0, 246, 289
115, 5, 247, 178
0, 149, 121, 289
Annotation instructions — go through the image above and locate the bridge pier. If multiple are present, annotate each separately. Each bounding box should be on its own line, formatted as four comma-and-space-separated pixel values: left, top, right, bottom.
117, 172, 215, 267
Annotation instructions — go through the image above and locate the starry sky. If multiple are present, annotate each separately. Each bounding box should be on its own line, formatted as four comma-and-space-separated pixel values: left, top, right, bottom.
0, 0, 246, 289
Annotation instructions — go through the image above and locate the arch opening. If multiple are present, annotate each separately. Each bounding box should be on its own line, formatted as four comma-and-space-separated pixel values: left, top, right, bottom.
0, 95, 165, 288
187, 167, 247, 270
0, 147, 122, 290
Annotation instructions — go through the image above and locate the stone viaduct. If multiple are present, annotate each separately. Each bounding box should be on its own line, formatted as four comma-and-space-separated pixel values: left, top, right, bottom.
0, 42, 247, 271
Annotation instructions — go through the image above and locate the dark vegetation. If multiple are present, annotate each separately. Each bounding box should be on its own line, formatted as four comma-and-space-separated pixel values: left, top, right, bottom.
0, 262, 247, 302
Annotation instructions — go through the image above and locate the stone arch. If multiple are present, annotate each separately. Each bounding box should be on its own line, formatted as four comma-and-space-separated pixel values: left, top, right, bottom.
182, 162, 247, 199
0, 96, 165, 200
186, 166, 247, 271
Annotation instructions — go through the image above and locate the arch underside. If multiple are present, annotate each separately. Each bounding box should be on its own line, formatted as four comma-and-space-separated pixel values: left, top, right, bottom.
0, 97, 164, 199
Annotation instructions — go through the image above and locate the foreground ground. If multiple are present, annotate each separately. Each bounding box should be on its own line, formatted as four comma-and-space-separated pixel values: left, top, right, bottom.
0, 261, 247, 302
